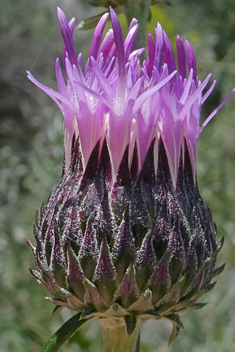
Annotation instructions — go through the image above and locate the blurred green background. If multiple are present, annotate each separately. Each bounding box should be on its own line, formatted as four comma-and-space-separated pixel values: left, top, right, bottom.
1, 0, 235, 351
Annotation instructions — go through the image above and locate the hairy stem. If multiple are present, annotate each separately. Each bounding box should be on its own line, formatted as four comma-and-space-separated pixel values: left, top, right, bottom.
124, 0, 152, 50
100, 318, 142, 352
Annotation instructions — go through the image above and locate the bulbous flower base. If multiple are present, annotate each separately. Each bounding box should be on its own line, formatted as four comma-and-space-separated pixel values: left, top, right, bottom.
27, 136, 225, 345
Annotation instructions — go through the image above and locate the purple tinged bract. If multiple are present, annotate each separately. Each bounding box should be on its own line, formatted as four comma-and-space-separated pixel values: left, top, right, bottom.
27, 7, 233, 345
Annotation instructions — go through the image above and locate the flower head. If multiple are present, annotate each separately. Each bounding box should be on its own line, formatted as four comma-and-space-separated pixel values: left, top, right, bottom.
27, 7, 233, 344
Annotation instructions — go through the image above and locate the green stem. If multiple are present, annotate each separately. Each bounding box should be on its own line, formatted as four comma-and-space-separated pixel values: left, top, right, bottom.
135, 332, 141, 352
100, 318, 142, 352
124, 0, 152, 50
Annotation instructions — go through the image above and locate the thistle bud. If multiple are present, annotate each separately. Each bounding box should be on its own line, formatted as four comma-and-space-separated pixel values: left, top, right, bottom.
27, 7, 234, 345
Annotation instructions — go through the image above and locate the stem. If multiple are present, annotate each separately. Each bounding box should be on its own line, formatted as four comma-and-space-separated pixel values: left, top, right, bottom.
135, 332, 141, 352
124, 0, 152, 49
100, 318, 142, 352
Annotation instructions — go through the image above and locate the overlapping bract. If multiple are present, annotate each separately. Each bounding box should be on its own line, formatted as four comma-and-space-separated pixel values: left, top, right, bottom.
27, 7, 230, 343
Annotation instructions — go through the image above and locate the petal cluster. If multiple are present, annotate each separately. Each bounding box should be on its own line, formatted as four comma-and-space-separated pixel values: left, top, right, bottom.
27, 7, 233, 188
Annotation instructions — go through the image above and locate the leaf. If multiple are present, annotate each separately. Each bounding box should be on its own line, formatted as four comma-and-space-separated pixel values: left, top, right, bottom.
165, 313, 184, 345
168, 322, 181, 345
212, 263, 226, 277
77, 12, 107, 30
77, 6, 123, 31
41, 312, 92, 352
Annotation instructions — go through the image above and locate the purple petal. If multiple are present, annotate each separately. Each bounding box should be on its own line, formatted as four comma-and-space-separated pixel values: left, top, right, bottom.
57, 7, 77, 67
201, 80, 216, 104
154, 23, 164, 72
133, 70, 177, 113
176, 35, 186, 79
163, 31, 176, 74
200, 88, 235, 133
124, 23, 139, 60
109, 7, 125, 79
89, 12, 109, 59
27, 70, 75, 111
184, 38, 197, 82
90, 56, 115, 104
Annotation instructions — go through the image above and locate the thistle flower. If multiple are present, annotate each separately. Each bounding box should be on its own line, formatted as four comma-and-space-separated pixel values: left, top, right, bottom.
27, 7, 234, 350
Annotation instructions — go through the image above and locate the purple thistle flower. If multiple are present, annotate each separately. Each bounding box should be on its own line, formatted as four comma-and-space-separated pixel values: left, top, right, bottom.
27, 7, 234, 345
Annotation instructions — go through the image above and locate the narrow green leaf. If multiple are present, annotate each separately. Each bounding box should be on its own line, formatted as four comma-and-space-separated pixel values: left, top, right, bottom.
77, 13, 107, 30
41, 312, 91, 352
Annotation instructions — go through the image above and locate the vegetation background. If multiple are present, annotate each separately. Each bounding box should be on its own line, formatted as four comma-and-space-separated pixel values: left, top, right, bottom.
1, 0, 235, 351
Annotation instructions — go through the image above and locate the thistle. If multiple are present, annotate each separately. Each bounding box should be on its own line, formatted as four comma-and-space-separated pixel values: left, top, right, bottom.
27, 7, 234, 351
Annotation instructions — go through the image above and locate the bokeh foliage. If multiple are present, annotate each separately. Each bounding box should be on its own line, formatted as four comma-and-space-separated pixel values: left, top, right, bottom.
0, 0, 235, 351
